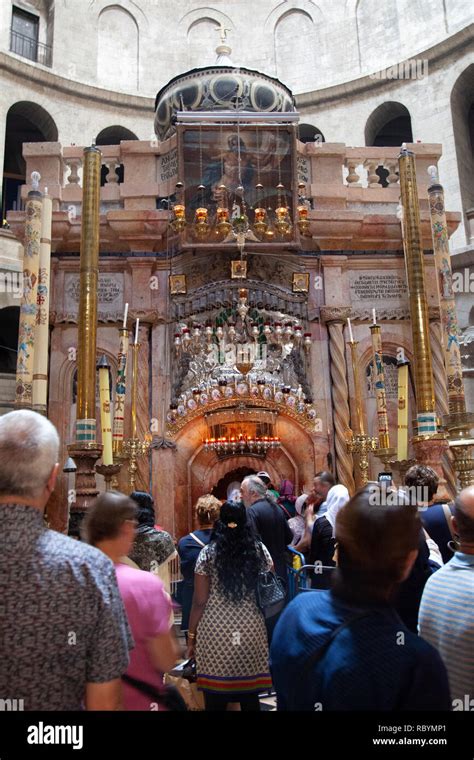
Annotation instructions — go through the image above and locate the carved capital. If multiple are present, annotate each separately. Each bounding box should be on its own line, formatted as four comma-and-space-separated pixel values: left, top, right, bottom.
128, 309, 163, 327
320, 306, 352, 325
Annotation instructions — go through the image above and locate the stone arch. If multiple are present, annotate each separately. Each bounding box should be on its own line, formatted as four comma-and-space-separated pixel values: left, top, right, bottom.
274, 9, 318, 93
170, 408, 322, 537
365, 101, 413, 147
186, 16, 228, 69
298, 123, 325, 143
97, 5, 139, 91
95, 125, 138, 144
2, 101, 58, 216
451, 65, 474, 244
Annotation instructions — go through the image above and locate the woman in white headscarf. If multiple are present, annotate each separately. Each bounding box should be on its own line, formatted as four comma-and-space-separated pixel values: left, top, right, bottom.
288, 494, 308, 546
309, 484, 350, 574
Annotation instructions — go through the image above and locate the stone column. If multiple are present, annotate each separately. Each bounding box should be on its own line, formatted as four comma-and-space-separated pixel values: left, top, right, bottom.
321, 306, 355, 494
135, 319, 151, 493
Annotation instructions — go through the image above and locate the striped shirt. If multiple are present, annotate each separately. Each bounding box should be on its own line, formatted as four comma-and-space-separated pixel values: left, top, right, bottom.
419, 552, 474, 704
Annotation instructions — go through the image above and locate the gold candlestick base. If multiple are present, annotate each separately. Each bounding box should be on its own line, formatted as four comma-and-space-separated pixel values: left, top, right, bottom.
374, 447, 397, 469
444, 411, 474, 489
96, 463, 123, 491
67, 442, 103, 537
385, 458, 417, 487
123, 437, 151, 492
347, 434, 378, 486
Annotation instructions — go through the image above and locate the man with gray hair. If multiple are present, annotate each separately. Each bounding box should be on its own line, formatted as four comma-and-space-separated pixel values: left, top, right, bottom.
0, 410, 133, 710
419, 485, 474, 705
241, 474, 292, 587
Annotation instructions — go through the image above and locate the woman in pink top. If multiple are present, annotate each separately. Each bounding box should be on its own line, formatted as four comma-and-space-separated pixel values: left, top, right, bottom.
83, 492, 179, 710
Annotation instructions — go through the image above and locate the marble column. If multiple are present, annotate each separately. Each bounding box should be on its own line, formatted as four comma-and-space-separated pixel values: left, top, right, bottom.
321, 306, 355, 494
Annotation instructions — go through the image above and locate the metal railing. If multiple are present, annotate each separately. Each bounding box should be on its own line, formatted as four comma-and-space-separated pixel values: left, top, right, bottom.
10, 29, 52, 67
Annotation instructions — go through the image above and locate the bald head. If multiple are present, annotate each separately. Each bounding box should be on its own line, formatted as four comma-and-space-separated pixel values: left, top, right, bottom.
453, 486, 474, 545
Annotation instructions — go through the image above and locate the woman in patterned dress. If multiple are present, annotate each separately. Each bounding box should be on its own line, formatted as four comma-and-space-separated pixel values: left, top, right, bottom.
187, 501, 273, 711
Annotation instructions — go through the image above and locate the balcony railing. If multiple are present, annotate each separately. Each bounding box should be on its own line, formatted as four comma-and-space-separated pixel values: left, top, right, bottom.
10, 29, 52, 67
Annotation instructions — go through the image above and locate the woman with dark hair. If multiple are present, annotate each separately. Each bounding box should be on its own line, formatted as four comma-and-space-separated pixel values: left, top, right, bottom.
83, 492, 179, 710
187, 501, 273, 711
270, 484, 451, 710
128, 491, 176, 591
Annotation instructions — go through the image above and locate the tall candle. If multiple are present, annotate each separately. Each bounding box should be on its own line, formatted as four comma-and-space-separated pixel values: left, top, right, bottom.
134, 318, 139, 345
397, 360, 409, 461
349, 341, 366, 436
131, 343, 139, 439
97, 356, 113, 465
347, 318, 354, 343
372, 308, 377, 325
370, 323, 390, 449
112, 327, 129, 453
123, 302, 129, 329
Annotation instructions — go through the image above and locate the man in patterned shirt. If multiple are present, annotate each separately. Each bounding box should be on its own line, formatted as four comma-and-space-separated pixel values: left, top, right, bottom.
0, 410, 133, 710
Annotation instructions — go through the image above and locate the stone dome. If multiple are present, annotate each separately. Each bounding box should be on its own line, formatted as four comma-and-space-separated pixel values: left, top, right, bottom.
154, 50, 295, 141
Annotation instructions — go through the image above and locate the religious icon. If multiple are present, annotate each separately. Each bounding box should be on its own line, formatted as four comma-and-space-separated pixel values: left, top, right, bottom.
169, 274, 187, 294
231, 260, 247, 279
292, 272, 309, 292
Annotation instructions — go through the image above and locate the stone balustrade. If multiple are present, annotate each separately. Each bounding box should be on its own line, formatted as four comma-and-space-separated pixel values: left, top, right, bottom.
6, 140, 460, 253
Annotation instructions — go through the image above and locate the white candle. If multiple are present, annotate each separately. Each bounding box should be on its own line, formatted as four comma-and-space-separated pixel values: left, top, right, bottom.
347, 318, 354, 343
123, 302, 129, 329
134, 318, 139, 345
372, 308, 377, 325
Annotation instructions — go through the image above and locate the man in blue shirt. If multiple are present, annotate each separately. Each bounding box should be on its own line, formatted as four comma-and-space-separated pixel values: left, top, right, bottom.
419, 486, 474, 705
270, 483, 451, 711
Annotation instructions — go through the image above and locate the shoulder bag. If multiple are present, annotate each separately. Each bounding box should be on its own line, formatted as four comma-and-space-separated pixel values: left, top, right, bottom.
255, 543, 286, 619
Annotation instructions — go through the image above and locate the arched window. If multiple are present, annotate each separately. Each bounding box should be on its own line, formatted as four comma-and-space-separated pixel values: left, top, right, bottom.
275, 10, 317, 93
365, 102, 413, 147
95, 125, 138, 186
298, 123, 325, 144
451, 65, 474, 244
187, 17, 221, 69
98, 6, 139, 91
2, 101, 58, 218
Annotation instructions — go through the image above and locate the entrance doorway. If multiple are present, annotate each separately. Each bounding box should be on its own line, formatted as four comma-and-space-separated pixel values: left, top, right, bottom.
212, 466, 256, 500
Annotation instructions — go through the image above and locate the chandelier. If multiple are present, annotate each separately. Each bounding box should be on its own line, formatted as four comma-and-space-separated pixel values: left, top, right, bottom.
174, 288, 312, 361
204, 433, 280, 456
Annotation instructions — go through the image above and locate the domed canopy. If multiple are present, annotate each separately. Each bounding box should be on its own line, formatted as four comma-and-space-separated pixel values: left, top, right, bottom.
154, 62, 295, 141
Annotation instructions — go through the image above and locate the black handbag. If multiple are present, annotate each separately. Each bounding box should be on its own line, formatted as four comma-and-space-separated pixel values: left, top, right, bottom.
255, 544, 286, 619
122, 673, 188, 711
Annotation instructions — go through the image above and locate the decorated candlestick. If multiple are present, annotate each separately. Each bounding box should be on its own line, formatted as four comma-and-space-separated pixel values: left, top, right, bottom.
16, 173, 43, 408
346, 322, 366, 436
112, 303, 130, 455
398, 146, 437, 437
75, 146, 101, 445
97, 355, 113, 466
427, 166, 474, 487
67, 146, 103, 531
346, 320, 377, 484
32, 189, 52, 414
370, 319, 391, 451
